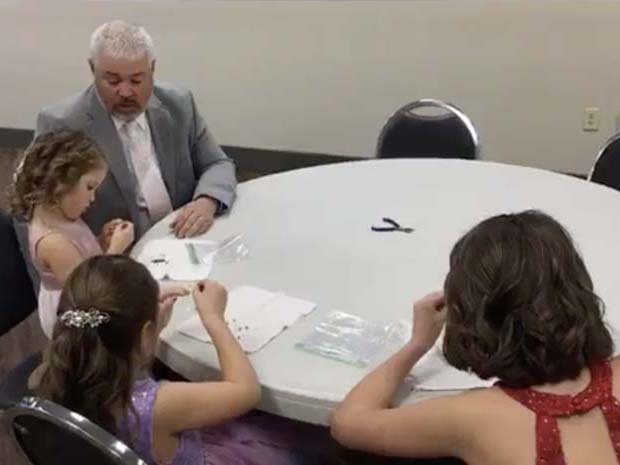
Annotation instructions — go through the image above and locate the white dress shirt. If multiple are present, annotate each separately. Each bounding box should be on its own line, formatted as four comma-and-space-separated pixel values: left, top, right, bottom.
112, 113, 173, 223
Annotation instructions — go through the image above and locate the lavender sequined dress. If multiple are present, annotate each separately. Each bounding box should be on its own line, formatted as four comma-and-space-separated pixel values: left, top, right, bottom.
119, 378, 332, 465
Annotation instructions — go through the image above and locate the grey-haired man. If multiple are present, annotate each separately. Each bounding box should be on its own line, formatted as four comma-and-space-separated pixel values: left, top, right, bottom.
36, 20, 236, 239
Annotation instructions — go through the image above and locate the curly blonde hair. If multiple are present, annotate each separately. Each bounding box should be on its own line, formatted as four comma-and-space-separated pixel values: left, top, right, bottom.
9, 130, 107, 220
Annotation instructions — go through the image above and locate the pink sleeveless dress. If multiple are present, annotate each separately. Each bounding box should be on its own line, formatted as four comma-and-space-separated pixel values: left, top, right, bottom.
28, 218, 102, 337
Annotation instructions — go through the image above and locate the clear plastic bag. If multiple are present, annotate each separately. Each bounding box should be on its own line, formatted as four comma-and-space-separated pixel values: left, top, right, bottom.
295, 311, 410, 367
189, 233, 249, 265
138, 234, 249, 281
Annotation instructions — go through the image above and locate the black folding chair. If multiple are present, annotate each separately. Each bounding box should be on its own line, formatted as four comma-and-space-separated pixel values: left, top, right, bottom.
588, 132, 620, 192
3, 396, 146, 465
0, 210, 40, 407
0, 211, 36, 334
376, 99, 479, 160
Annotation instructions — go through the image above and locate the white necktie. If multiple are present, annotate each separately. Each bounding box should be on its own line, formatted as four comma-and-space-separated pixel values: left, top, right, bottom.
120, 121, 172, 223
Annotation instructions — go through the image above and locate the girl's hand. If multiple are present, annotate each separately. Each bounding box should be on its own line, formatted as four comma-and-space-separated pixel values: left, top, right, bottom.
108, 221, 135, 253
411, 291, 447, 350
99, 218, 124, 249
157, 285, 189, 330
192, 280, 227, 323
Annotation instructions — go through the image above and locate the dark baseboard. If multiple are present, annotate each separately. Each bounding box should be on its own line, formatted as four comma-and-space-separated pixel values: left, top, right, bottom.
0, 127, 358, 176
0, 128, 34, 149
0, 127, 587, 179
567, 172, 587, 179
224, 145, 357, 175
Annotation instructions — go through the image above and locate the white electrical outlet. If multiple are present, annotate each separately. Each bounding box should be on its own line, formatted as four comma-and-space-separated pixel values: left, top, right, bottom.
583, 107, 600, 132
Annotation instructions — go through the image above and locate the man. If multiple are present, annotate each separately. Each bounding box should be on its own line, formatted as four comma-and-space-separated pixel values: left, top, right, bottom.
35, 20, 236, 238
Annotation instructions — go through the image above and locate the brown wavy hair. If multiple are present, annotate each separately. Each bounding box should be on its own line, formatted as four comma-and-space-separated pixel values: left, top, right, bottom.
36, 255, 159, 434
9, 129, 106, 220
443, 210, 613, 388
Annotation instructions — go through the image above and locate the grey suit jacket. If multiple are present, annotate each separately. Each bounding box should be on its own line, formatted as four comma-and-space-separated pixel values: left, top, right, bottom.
35, 82, 237, 237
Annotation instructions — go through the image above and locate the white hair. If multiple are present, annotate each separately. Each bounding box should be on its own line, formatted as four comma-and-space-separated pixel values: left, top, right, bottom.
90, 20, 155, 65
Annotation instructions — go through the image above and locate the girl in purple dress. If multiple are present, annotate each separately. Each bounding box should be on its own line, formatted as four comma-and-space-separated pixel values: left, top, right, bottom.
35, 255, 333, 465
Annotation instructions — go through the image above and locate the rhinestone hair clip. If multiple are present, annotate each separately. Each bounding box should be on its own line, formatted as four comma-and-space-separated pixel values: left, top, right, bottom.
60, 308, 111, 329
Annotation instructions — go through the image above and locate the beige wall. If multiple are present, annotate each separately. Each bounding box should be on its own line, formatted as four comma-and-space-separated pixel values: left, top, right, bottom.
1, 1, 620, 174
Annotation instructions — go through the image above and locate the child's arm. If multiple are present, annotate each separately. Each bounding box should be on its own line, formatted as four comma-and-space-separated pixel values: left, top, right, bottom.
330, 292, 471, 458
106, 221, 134, 254
153, 281, 261, 434
98, 218, 123, 250
36, 233, 84, 285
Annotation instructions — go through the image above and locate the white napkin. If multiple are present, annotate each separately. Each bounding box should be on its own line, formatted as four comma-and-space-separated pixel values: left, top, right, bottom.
176, 286, 317, 353
410, 343, 495, 390
136, 239, 215, 281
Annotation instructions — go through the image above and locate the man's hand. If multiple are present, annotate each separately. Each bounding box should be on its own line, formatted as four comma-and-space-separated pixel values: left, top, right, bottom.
170, 197, 218, 238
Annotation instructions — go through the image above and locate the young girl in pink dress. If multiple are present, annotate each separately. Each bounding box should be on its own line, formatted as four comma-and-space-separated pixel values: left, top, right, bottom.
10, 129, 134, 337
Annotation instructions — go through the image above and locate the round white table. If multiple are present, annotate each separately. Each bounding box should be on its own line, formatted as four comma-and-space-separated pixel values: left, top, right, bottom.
132, 159, 620, 425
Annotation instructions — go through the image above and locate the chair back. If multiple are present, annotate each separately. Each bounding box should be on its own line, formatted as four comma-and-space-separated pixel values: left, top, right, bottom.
377, 99, 479, 159
0, 211, 36, 336
4, 396, 146, 465
588, 132, 620, 191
